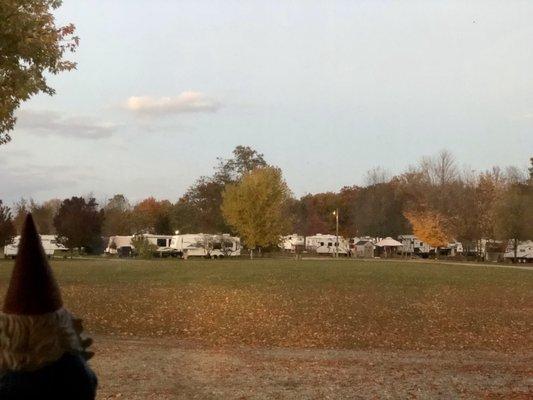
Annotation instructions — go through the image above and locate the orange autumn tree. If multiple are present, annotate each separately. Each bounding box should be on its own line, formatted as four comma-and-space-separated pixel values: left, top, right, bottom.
131, 197, 173, 234
404, 210, 452, 249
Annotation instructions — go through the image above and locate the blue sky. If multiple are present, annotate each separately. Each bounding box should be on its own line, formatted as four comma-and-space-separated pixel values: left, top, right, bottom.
1, 1, 532, 204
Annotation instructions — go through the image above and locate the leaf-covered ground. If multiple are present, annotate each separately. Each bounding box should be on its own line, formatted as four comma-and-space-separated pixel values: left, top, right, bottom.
91, 335, 532, 399
1, 258, 532, 398
0, 258, 531, 352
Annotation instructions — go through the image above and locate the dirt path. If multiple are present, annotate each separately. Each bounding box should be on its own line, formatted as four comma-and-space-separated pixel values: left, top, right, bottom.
91, 336, 532, 399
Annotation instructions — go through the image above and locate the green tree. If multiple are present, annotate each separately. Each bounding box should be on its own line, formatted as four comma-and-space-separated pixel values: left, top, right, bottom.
215, 145, 267, 183
131, 235, 157, 259
12, 198, 28, 233
221, 167, 291, 254
102, 194, 133, 236
11, 198, 60, 233
29, 198, 59, 233
0, 200, 16, 246
1, 0, 79, 144
53, 196, 104, 254
493, 184, 533, 262
174, 146, 268, 233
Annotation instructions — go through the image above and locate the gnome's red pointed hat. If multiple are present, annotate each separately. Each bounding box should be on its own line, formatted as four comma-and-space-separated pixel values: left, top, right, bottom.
3, 213, 63, 315
0, 214, 86, 373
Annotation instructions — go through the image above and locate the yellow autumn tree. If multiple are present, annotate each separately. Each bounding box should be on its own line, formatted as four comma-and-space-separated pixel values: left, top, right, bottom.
404, 210, 451, 248
221, 167, 291, 252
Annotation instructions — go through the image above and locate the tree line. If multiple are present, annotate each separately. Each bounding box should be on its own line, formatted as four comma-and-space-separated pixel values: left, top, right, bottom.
1, 146, 532, 257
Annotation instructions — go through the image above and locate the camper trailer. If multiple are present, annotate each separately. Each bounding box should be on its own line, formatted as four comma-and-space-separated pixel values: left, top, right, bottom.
398, 234, 432, 257
138, 234, 174, 257
170, 233, 241, 259
305, 234, 350, 256
105, 235, 134, 257
279, 234, 305, 252
3, 235, 68, 259
398, 234, 464, 258
504, 240, 533, 263
105, 234, 174, 257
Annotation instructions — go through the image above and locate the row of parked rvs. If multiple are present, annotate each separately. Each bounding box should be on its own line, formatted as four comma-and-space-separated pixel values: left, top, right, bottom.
279, 234, 533, 262
105, 233, 242, 259
3, 232, 532, 262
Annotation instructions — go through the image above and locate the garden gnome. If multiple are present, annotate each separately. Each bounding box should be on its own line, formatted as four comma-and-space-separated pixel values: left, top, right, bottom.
0, 214, 97, 399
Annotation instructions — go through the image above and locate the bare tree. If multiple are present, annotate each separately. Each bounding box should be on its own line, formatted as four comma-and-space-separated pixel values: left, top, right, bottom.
364, 167, 390, 186
431, 150, 458, 185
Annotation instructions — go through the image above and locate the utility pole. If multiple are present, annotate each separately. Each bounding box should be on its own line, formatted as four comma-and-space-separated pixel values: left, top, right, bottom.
333, 208, 339, 258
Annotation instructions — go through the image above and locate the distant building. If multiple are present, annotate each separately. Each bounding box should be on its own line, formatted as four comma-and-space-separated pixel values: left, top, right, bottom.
353, 240, 375, 258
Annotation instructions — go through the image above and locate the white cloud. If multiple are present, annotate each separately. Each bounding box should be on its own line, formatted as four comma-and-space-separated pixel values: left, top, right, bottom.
126, 91, 220, 115
16, 110, 116, 139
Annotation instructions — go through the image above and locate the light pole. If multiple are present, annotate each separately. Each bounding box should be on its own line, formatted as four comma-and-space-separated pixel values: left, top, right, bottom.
333, 208, 339, 258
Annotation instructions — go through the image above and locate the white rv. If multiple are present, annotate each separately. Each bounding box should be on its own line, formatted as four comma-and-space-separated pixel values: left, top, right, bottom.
398, 234, 464, 257
137, 234, 174, 257
305, 234, 350, 256
105, 235, 134, 257
279, 234, 305, 252
105, 234, 178, 257
504, 240, 533, 263
170, 233, 241, 259
3, 235, 68, 259
398, 234, 432, 256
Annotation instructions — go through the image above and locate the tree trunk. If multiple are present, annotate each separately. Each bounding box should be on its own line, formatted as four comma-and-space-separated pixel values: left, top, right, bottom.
514, 238, 518, 263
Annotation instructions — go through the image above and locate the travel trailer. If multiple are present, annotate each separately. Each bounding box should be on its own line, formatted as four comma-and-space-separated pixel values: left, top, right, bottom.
105, 235, 134, 257
3, 235, 68, 259
398, 234, 432, 257
398, 234, 464, 258
138, 234, 174, 257
504, 240, 533, 263
105, 234, 174, 257
305, 234, 350, 256
170, 233, 241, 259
279, 234, 305, 252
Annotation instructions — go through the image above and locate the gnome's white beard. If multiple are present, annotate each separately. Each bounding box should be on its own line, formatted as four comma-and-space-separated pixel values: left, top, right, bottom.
0, 308, 83, 372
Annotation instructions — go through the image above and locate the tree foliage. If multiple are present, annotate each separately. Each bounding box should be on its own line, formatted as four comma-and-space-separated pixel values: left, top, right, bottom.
173, 146, 268, 234
131, 235, 157, 259
102, 194, 133, 236
404, 210, 452, 248
131, 197, 173, 234
222, 167, 291, 249
0, 0, 79, 144
11, 197, 60, 233
2, 150, 531, 255
493, 183, 533, 260
0, 200, 16, 246
53, 196, 103, 253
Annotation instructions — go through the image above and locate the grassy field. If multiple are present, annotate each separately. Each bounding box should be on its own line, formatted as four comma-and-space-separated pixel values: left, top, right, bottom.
0, 258, 531, 351
1, 258, 532, 398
